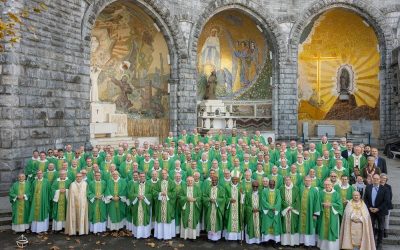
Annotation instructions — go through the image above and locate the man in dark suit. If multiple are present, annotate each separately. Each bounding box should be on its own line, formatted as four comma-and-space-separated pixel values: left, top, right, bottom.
364, 173, 390, 250
341, 141, 354, 159
372, 148, 387, 174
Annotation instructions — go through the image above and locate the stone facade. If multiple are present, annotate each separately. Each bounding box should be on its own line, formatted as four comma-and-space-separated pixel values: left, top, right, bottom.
0, 0, 400, 193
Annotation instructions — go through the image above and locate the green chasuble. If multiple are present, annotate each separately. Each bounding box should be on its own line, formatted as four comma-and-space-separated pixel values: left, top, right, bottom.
100, 160, 112, 173
245, 190, 262, 239
339, 184, 354, 206
55, 157, 66, 171
316, 142, 332, 155
295, 162, 310, 177
278, 166, 290, 177
261, 188, 282, 236
280, 185, 300, 235
67, 166, 80, 182
329, 157, 349, 170
253, 135, 266, 145
252, 171, 266, 188
203, 185, 225, 232
331, 166, 349, 180
129, 181, 152, 226
112, 154, 126, 168
313, 165, 329, 183
29, 178, 50, 222
105, 178, 127, 223
267, 174, 283, 189
241, 179, 254, 195
347, 154, 367, 172
119, 160, 134, 179
189, 133, 202, 146
173, 180, 185, 228
148, 178, 159, 222
262, 162, 272, 176
165, 136, 177, 146
289, 173, 302, 187
308, 150, 321, 163
219, 161, 232, 172
35, 160, 49, 175
318, 189, 343, 242
310, 177, 321, 190
299, 186, 321, 236
197, 160, 211, 179
179, 185, 202, 229
9, 181, 31, 226
161, 158, 172, 171
140, 159, 154, 174
65, 152, 74, 164
154, 179, 176, 223
51, 178, 71, 222
25, 157, 39, 180
88, 180, 107, 223
225, 184, 244, 233
44, 170, 57, 186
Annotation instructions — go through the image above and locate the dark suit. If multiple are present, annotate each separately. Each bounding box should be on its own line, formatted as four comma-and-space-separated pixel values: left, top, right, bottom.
376, 157, 387, 174
364, 184, 390, 246
341, 149, 353, 159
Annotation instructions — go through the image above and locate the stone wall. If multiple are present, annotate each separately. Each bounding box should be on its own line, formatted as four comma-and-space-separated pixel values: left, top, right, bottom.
0, 0, 399, 193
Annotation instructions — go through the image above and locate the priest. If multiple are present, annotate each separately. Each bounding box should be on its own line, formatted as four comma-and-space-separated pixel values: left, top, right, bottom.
105, 171, 127, 231
179, 176, 202, 239
154, 169, 176, 240
87, 171, 107, 234
223, 173, 244, 241
280, 176, 300, 246
9, 173, 31, 232
129, 172, 152, 239
203, 176, 225, 241
65, 172, 89, 235
317, 179, 343, 250
299, 175, 321, 247
29, 170, 50, 233
244, 181, 262, 244
51, 170, 71, 232
261, 179, 282, 244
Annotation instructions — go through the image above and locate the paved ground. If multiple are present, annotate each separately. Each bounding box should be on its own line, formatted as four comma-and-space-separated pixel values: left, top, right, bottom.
0, 230, 314, 250
0, 230, 397, 250
385, 156, 400, 204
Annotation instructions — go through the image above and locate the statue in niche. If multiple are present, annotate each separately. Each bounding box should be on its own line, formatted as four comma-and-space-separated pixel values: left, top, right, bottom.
204, 71, 217, 100
339, 68, 351, 94
336, 64, 355, 101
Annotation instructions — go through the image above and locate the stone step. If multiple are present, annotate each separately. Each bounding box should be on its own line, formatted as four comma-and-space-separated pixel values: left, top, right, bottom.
0, 216, 11, 226
393, 204, 400, 209
0, 211, 11, 218
0, 225, 11, 231
390, 209, 400, 217
383, 234, 400, 245
389, 217, 400, 225
387, 225, 400, 235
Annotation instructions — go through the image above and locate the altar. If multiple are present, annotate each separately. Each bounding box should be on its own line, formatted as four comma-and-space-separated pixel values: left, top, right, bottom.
197, 99, 273, 132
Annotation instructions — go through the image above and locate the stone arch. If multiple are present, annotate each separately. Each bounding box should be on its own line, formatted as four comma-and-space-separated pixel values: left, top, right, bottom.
191, 0, 286, 65
190, 0, 287, 135
80, 0, 187, 134
289, 0, 394, 140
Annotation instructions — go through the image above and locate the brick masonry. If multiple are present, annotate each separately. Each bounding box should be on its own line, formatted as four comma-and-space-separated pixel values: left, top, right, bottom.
0, 0, 400, 193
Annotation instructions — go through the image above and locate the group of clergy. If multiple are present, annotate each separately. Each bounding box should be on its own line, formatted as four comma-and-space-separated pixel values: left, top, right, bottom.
9, 129, 387, 250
